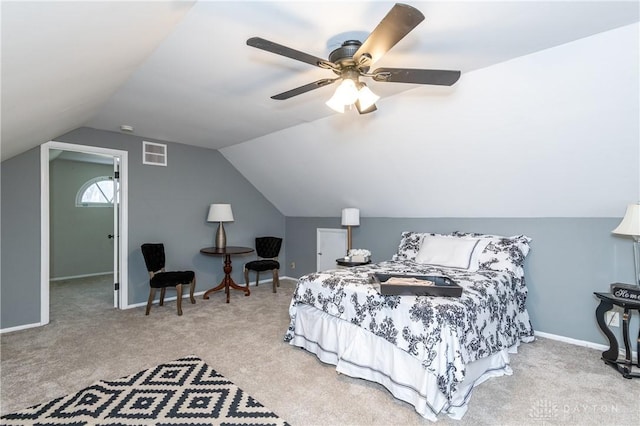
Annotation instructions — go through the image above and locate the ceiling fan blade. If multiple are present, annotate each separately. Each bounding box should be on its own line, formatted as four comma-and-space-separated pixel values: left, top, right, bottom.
271, 78, 338, 100
247, 37, 333, 69
372, 68, 461, 86
354, 3, 425, 68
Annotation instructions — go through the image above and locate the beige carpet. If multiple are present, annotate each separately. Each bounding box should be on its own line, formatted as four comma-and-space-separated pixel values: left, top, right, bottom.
1, 275, 639, 425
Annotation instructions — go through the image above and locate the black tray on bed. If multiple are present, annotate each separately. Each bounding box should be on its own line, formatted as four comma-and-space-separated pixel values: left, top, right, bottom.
372, 273, 462, 297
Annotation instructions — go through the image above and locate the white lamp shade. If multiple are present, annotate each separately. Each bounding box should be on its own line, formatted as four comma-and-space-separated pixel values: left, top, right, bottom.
341, 208, 360, 226
207, 203, 234, 222
613, 202, 640, 236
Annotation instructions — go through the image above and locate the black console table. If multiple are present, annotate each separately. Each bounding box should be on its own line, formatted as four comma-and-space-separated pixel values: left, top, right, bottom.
594, 292, 640, 378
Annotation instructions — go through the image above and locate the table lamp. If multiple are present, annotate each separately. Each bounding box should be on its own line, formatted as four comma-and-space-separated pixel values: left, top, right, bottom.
612, 202, 640, 287
207, 204, 234, 249
341, 208, 360, 254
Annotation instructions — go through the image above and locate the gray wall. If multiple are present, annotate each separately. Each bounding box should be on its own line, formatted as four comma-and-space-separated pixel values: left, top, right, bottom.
1, 147, 42, 328
50, 159, 113, 278
0, 127, 285, 329
1, 128, 635, 347
284, 217, 636, 346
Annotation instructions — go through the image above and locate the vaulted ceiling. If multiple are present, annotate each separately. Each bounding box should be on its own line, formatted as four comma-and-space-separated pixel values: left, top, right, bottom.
2, 1, 637, 162
2, 1, 638, 218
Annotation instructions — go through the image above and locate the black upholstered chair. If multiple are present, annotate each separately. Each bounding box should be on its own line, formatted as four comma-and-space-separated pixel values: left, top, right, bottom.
244, 237, 283, 293
140, 243, 196, 316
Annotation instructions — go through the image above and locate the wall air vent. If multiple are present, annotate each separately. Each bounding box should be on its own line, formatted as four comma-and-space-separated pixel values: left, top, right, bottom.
142, 141, 167, 166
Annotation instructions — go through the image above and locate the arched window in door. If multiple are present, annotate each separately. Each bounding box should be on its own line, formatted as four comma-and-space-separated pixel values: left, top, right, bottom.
75, 176, 117, 207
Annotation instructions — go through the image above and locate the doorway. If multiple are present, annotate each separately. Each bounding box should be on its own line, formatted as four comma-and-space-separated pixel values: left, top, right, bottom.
40, 141, 128, 326
316, 228, 347, 272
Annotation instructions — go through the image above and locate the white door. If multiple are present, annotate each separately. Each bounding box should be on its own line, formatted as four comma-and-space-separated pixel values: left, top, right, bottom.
112, 158, 121, 308
317, 228, 347, 272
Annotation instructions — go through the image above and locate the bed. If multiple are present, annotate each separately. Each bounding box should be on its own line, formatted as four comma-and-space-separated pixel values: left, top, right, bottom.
284, 231, 535, 421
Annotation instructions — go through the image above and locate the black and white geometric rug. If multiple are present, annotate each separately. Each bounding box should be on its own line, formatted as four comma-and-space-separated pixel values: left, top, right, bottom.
1, 355, 290, 426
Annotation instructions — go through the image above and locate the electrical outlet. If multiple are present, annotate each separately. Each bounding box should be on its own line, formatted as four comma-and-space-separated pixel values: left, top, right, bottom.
290, 261, 296, 269
605, 311, 620, 327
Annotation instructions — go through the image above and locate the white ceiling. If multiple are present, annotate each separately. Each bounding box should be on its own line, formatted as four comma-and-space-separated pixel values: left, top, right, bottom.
2, 1, 638, 162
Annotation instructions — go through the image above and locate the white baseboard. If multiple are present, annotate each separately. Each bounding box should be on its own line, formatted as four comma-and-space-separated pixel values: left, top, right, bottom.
50, 271, 112, 282
534, 330, 638, 358
124, 277, 277, 309
0, 321, 44, 334
534, 330, 608, 351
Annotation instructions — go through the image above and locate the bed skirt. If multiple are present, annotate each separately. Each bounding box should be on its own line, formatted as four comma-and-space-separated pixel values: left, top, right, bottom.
289, 304, 519, 422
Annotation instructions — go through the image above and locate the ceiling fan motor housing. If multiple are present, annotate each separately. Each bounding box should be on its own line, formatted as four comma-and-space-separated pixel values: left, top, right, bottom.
329, 40, 362, 66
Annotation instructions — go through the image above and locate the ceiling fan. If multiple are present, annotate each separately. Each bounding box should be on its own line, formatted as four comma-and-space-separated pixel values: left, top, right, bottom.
247, 3, 461, 114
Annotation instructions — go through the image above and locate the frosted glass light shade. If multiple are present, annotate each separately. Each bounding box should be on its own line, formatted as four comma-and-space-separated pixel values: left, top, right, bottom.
357, 83, 380, 111
326, 79, 379, 114
613, 203, 640, 237
207, 203, 234, 222
341, 208, 360, 226
325, 94, 345, 113
326, 79, 361, 113
335, 79, 359, 104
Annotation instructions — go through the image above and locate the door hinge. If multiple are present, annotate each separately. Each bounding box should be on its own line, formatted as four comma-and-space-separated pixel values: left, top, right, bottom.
114, 171, 120, 179
114, 282, 120, 290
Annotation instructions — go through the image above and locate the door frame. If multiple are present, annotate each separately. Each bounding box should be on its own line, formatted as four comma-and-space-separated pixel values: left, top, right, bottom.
40, 141, 129, 325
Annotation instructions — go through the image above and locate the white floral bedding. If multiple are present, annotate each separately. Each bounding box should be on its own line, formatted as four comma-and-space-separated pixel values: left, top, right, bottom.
284, 257, 534, 401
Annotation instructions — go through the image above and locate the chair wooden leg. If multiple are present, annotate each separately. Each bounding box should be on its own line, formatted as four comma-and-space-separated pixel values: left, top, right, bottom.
244, 268, 250, 288
189, 277, 196, 304
145, 288, 156, 315
159, 288, 166, 306
272, 270, 278, 293
176, 284, 183, 316
255, 271, 260, 287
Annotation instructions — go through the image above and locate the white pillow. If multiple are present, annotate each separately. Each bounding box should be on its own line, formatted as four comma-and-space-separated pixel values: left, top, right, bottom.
415, 235, 486, 270
468, 238, 491, 271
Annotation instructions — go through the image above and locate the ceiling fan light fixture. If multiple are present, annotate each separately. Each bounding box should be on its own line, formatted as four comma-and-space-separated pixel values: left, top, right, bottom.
326, 78, 379, 114
356, 83, 379, 111
326, 78, 359, 113
355, 100, 377, 114
335, 78, 359, 104
249, 4, 462, 112
325, 94, 345, 113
